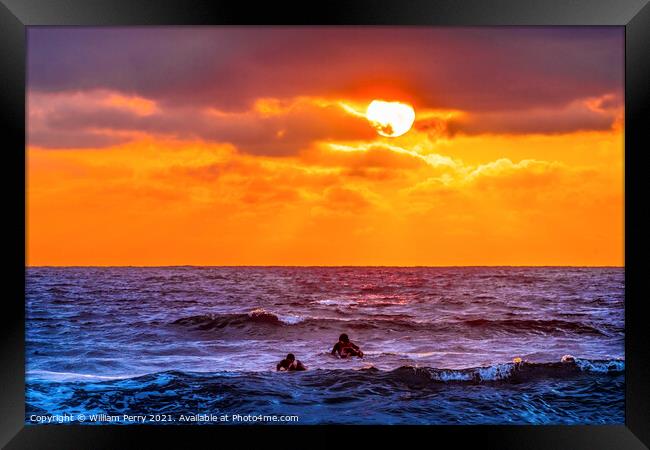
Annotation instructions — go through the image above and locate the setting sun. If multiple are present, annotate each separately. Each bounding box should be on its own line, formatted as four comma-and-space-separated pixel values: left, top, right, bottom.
366, 100, 415, 137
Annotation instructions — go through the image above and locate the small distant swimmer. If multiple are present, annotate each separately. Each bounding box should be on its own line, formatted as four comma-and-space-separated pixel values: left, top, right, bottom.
277, 353, 307, 371
331, 333, 364, 358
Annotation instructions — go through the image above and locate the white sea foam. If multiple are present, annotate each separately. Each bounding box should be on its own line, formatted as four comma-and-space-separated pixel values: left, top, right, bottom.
315, 299, 358, 306
27, 370, 143, 383
574, 358, 624, 373
248, 308, 305, 325
278, 315, 305, 325
431, 363, 516, 382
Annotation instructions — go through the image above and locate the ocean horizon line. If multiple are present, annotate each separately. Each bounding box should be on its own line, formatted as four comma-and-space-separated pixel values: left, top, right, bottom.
25, 264, 625, 269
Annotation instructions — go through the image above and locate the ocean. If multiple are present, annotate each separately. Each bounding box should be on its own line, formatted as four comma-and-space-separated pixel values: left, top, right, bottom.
25, 266, 624, 425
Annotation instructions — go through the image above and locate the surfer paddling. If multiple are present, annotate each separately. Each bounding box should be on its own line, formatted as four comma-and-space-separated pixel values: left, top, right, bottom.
331, 333, 364, 358
276, 353, 307, 371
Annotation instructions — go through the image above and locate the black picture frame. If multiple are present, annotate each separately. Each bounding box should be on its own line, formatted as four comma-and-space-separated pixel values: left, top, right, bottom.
1, 0, 648, 448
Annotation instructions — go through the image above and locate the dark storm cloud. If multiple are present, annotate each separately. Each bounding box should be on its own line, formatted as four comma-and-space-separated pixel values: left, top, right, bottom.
27, 27, 623, 151
28, 93, 376, 154
28, 27, 623, 113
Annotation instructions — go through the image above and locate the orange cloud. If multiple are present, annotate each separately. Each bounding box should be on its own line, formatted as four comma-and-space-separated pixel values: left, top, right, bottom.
27, 122, 623, 267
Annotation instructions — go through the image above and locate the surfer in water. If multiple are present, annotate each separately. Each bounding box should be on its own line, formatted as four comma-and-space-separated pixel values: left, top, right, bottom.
276, 353, 307, 371
331, 333, 364, 358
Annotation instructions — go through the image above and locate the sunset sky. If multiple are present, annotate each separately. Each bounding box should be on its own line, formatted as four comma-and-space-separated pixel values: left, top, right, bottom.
27, 27, 624, 266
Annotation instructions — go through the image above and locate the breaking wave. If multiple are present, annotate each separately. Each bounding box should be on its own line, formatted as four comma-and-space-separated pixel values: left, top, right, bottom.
27, 357, 623, 384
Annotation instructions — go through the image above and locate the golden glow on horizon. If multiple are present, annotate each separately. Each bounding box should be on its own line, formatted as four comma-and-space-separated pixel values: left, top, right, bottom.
366, 100, 415, 137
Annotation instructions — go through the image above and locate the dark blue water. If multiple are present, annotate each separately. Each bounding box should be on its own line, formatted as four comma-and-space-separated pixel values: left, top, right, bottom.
26, 267, 624, 425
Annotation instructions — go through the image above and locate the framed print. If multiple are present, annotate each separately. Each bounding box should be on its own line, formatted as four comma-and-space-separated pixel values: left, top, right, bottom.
1, 0, 649, 448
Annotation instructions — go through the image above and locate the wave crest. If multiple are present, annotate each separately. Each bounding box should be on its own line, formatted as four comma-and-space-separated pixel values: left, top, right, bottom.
171, 311, 612, 337
388, 358, 624, 384
28, 358, 623, 384
171, 308, 304, 331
